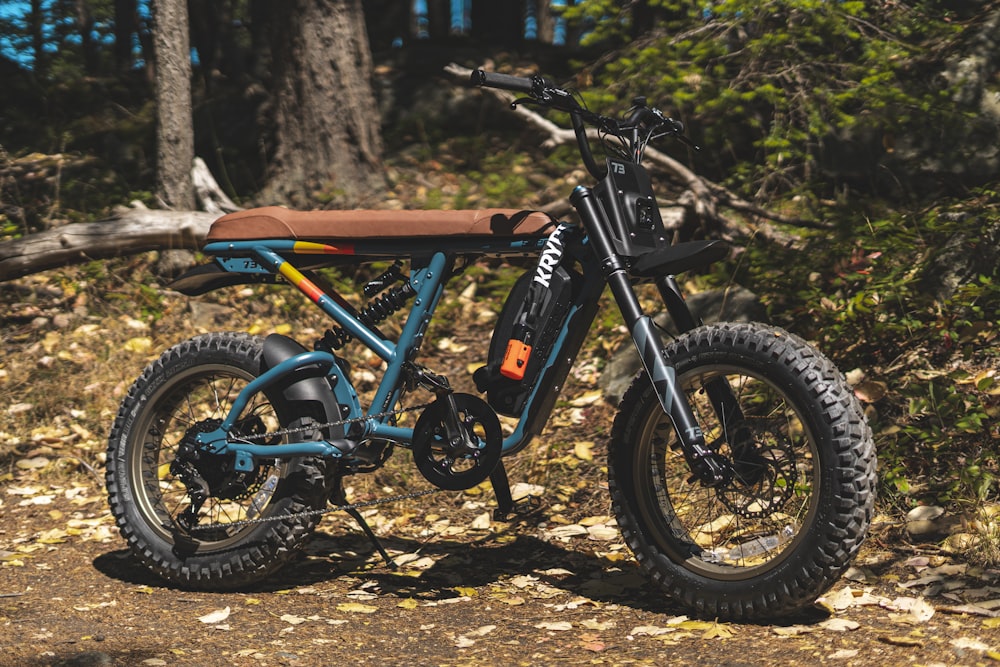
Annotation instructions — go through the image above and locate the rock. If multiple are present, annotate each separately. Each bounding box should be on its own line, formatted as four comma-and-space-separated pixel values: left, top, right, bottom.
599, 286, 767, 405
905, 505, 961, 540
154, 248, 197, 279
187, 301, 235, 330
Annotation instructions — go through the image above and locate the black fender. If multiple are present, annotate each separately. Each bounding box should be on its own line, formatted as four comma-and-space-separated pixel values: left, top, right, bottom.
261, 334, 345, 442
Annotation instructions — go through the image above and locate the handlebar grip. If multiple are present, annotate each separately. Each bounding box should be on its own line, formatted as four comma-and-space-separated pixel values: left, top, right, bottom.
471, 69, 536, 94
627, 106, 661, 130
626, 106, 685, 134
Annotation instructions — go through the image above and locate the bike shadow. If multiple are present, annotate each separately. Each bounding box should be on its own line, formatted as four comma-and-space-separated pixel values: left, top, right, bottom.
93, 527, 829, 626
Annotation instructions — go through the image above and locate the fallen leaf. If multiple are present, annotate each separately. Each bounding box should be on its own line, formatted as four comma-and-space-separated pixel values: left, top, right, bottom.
397, 599, 419, 609
36, 528, 69, 544
546, 524, 588, 539
16, 456, 49, 470
701, 622, 734, 639
820, 618, 860, 632
951, 637, 992, 652
336, 602, 378, 614
818, 587, 857, 612
587, 525, 619, 541
573, 440, 595, 461
509, 575, 538, 588
854, 380, 888, 402
280, 614, 307, 625
581, 618, 615, 631
510, 482, 545, 500
198, 607, 231, 624
124, 337, 153, 353
470, 512, 491, 530
676, 620, 717, 631
569, 390, 603, 407
828, 649, 860, 659
535, 621, 573, 631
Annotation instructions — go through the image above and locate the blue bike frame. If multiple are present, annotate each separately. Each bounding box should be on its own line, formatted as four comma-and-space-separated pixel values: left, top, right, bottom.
191, 228, 605, 472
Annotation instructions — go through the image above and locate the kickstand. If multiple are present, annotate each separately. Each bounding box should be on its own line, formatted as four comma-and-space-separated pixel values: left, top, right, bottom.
330, 488, 397, 570
343, 506, 398, 570
491, 459, 539, 521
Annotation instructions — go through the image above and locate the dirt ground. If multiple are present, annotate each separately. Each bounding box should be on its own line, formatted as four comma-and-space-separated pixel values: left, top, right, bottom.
2, 454, 999, 667
1, 267, 999, 666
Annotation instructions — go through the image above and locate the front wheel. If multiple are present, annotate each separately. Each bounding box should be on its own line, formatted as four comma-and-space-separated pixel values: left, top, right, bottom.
609, 323, 875, 620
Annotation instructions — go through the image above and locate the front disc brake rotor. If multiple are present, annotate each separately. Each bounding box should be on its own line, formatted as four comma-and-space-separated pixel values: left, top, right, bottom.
719, 424, 798, 519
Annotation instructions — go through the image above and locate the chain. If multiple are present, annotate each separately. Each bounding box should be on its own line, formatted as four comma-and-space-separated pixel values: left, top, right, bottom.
235, 401, 434, 444
183, 400, 438, 533
186, 487, 442, 533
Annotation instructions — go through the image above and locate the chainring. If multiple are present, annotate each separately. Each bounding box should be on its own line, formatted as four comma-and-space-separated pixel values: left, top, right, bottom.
412, 393, 502, 491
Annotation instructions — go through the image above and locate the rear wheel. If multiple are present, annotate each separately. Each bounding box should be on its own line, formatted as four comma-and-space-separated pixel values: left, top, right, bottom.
609, 323, 875, 620
106, 332, 334, 590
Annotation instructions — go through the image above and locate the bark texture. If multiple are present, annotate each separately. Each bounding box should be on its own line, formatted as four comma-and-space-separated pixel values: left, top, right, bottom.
262, 0, 384, 206
152, 0, 195, 210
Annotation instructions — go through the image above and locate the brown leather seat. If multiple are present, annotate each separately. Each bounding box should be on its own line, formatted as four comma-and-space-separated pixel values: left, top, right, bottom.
206, 206, 556, 242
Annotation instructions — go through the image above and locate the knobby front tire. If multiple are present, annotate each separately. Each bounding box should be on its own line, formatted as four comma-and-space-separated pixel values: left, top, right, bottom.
609, 323, 875, 620
106, 332, 332, 591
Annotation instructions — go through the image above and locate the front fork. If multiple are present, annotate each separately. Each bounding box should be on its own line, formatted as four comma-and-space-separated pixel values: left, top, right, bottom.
571, 186, 731, 487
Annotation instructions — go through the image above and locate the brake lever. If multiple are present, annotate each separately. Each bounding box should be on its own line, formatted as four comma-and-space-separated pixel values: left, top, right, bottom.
677, 134, 701, 151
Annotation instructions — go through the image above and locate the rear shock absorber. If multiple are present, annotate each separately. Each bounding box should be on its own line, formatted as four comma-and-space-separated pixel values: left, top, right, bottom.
317, 281, 417, 352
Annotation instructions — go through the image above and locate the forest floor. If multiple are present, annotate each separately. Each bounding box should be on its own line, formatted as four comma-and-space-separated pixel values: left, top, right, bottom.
1, 257, 1000, 667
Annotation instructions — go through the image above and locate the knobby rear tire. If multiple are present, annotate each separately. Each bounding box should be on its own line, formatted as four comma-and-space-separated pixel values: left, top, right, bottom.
106, 332, 333, 590
609, 323, 875, 620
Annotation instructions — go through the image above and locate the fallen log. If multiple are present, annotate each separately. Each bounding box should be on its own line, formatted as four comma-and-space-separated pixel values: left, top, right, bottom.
0, 204, 217, 282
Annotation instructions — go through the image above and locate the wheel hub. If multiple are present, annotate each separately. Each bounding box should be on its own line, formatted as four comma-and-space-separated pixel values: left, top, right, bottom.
173, 418, 266, 502
718, 423, 798, 519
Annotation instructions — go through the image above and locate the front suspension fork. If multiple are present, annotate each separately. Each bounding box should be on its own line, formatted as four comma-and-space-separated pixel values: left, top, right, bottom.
572, 186, 730, 487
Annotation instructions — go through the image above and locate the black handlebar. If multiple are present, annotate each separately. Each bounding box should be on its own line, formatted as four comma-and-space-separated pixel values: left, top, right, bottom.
471, 68, 691, 180
470, 70, 542, 95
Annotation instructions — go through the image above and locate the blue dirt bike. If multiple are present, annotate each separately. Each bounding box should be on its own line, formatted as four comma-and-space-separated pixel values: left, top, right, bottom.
106, 70, 876, 620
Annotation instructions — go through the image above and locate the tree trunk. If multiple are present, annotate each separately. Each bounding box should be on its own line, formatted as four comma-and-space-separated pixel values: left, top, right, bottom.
534, 0, 555, 43
361, 0, 411, 50
75, 0, 99, 75
114, 0, 137, 73
28, 0, 47, 78
262, 0, 384, 207
151, 0, 195, 210
471, 0, 524, 46
427, 0, 450, 39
